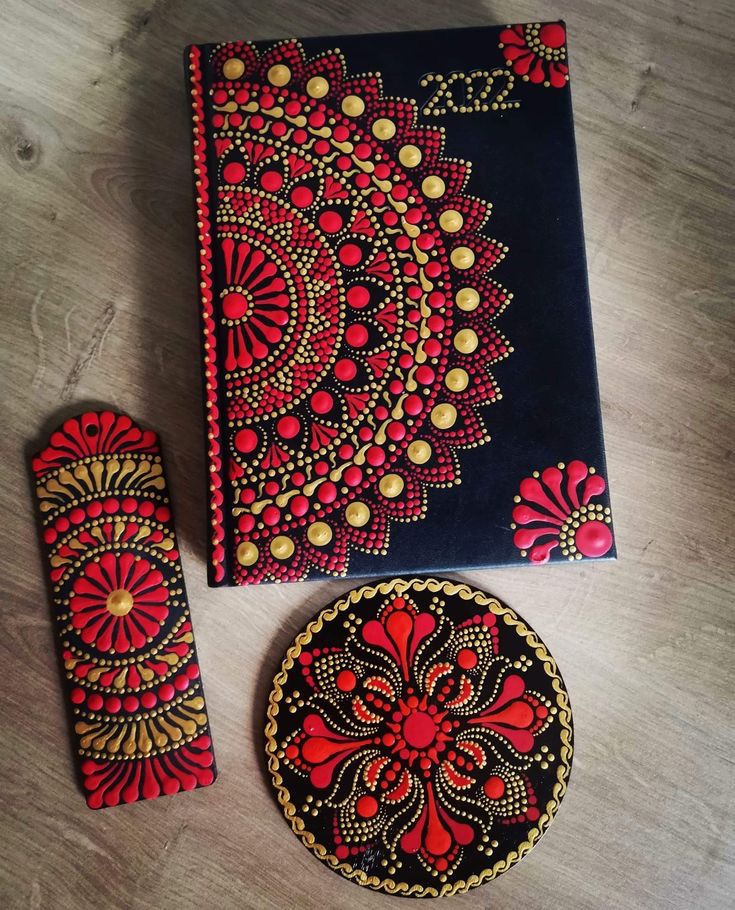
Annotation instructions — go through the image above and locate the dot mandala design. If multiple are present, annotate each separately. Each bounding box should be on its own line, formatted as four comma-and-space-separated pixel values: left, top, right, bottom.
193, 40, 514, 583
265, 577, 573, 897
498, 22, 569, 89
511, 460, 614, 563
33, 411, 216, 808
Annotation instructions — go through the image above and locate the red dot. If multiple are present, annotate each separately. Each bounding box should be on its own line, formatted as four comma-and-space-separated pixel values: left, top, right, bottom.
339, 243, 362, 266
311, 391, 333, 414
291, 495, 309, 516
123, 696, 139, 712
343, 466, 362, 487
105, 696, 121, 713
291, 186, 313, 207
415, 365, 435, 385
346, 285, 370, 308
261, 170, 283, 192
158, 684, 175, 702
319, 211, 343, 233
70, 688, 84, 704
223, 162, 245, 184
262, 505, 281, 526
87, 694, 103, 711
277, 416, 300, 439
366, 446, 385, 466
318, 482, 337, 504
404, 394, 422, 416
355, 795, 379, 818
346, 324, 368, 347
575, 520, 613, 558
387, 421, 406, 442
457, 648, 477, 670
336, 669, 357, 692
234, 428, 258, 453
285, 744, 299, 759
526, 806, 540, 822
222, 291, 248, 320
334, 358, 357, 381
484, 775, 505, 799
141, 692, 157, 709
335, 845, 349, 860
539, 22, 565, 48
435, 858, 448, 872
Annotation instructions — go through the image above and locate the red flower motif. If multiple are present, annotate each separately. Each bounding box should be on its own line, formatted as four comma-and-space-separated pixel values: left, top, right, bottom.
278, 591, 556, 880
220, 236, 291, 371
512, 460, 614, 563
499, 22, 569, 89
70, 552, 169, 653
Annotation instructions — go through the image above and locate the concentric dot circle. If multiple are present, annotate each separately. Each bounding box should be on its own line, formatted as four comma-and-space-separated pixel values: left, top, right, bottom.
270, 536, 295, 560
222, 58, 245, 79
454, 328, 479, 354
451, 246, 475, 269
398, 144, 422, 167
341, 94, 365, 116
267, 64, 291, 86
372, 118, 396, 140
407, 440, 432, 464
456, 287, 481, 311
345, 501, 370, 527
422, 176, 446, 198
439, 209, 464, 233
307, 522, 333, 547
265, 576, 574, 898
446, 367, 470, 391
431, 403, 457, 429
237, 541, 259, 566
306, 76, 329, 98
378, 473, 404, 498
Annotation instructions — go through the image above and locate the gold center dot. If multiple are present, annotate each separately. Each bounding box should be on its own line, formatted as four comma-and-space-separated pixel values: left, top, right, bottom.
341, 94, 365, 116
431, 403, 458, 429
222, 58, 245, 80
105, 589, 133, 616
398, 144, 422, 167
456, 287, 480, 311
267, 64, 291, 86
307, 522, 332, 547
236, 541, 259, 567
439, 210, 463, 233
270, 535, 295, 560
454, 328, 479, 353
372, 118, 396, 140
446, 367, 469, 391
379, 474, 404, 498
345, 502, 370, 527
451, 246, 475, 269
422, 176, 446, 199
407, 440, 432, 464
306, 76, 329, 98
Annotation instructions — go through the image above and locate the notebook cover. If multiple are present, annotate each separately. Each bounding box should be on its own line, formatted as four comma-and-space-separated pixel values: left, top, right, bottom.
186, 22, 615, 586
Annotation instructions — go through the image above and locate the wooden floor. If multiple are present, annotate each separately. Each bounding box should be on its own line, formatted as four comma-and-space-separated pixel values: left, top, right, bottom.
1, 1, 733, 908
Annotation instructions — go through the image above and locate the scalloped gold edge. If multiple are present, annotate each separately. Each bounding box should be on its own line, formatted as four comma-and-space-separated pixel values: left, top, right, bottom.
264, 576, 573, 897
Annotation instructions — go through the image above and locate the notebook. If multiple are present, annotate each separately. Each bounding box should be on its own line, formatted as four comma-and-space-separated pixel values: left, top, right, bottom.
185, 22, 615, 586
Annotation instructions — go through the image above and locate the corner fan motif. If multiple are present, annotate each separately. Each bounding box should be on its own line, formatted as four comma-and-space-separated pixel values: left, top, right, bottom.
207, 40, 513, 582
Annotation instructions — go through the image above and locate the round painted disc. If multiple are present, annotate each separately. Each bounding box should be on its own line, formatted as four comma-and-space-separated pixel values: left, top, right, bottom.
265, 577, 573, 897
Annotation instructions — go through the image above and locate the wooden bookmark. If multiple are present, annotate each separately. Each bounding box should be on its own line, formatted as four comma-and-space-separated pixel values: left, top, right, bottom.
32, 410, 216, 808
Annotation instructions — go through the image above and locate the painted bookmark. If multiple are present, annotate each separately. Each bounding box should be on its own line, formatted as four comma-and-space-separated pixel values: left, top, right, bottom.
32, 411, 216, 808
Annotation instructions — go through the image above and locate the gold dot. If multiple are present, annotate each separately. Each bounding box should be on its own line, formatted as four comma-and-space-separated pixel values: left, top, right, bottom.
307, 522, 332, 547
105, 589, 133, 616
341, 94, 364, 116
439, 209, 463, 233
398, 144, 422, 167
431, 403, 457, 429
446, 367, 469, 391
345, 501, 370, 527
372, 118, 396, 140
379, 474, 404, 498
454, 328, 479, 353
222, 58, 245, 80
456, 287, 480, 311
267, 64, 291, 86
451, 246, 475, 269
270, 536, 295, 560
236, 541, 259, 566
407, 440, 432, 464
306, 76, 329, 98
422, 176, 446, 199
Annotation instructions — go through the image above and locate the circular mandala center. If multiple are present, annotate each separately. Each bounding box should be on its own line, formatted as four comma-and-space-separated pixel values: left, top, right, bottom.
222, 290, 250, 320
105, 588, 133, 616
402, 710, 437, 749
575, 520, 613, 558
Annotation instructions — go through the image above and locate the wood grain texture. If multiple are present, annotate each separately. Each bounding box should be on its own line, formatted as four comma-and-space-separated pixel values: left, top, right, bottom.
1, 1, 733, 908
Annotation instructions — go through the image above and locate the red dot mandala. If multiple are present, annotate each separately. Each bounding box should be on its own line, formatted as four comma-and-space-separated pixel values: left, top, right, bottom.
265, 577, 573, 896
208, 40, 514, 583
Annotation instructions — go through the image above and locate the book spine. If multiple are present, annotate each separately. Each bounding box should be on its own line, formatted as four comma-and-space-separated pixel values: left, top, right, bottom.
187, 45, 228, 585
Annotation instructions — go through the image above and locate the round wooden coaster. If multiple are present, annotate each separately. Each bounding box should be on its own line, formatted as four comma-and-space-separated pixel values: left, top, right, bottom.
265, 577, 573, 897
